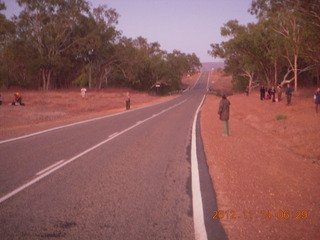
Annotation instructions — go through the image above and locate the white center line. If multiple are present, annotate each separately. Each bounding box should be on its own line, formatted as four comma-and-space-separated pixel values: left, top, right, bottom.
108, 132, 119, 139
135, 120, 143, 125
0, 99, 187, 204
36, 160, 65, 176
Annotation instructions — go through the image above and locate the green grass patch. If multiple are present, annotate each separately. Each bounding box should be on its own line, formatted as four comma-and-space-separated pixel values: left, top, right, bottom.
276, 114, 287, 120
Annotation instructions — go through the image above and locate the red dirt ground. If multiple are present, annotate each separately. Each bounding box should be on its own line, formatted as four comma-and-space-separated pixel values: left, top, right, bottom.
0, 88, 177, 140
201, 71, 320, 240
0, 74, 198, 140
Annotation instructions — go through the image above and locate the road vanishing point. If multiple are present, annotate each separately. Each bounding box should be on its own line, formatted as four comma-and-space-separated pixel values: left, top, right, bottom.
0, 72, 227, 240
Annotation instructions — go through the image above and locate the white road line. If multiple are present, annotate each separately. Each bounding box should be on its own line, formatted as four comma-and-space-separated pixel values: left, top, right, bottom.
206, 71, 211, 90
108, 132, 119, 139
0, 99, 187, 204
191, 73, 202, 90
36, 160, 65, 176
191, 98, 208, 237
135, 121, 143, 125
0, 96, 179, 145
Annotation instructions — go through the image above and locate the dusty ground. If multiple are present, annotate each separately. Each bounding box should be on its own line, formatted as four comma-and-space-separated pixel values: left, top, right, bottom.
201, 71, 320, 240
0, 73, 197, 139
1, 72, 319, 239
0, 87, 179, 140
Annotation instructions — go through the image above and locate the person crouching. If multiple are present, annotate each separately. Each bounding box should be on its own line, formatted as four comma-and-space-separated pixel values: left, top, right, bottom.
12, 92, 24, 105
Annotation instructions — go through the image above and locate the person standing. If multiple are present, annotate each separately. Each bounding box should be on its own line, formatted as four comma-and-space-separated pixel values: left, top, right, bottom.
270, 86, 276, 102
267, 87, 272, 100
80, 87, 87, 98
276, 83, 282, 102
260, 86, 266, 100
314, 88, 320, 113
125, 92, 131, 110
285, 84, 294, 105
218, 94, 231, 136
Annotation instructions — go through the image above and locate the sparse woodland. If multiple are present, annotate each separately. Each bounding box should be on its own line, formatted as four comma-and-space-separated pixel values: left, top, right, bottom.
209, 0, 320, 91
0, 0, 201, 91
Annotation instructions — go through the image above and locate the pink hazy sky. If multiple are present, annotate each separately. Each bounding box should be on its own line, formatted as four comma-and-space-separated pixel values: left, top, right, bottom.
2, 0, 256, 62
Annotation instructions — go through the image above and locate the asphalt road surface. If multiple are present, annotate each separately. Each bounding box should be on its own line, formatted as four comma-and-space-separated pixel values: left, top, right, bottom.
0, 72, 227, 240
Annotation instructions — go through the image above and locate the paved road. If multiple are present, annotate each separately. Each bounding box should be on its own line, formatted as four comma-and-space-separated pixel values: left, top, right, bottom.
0, 72, 226, 239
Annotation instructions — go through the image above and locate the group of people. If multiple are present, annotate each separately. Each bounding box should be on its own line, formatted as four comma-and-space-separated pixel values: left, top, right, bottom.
260, 84, 282, 102
218, 85, 320, 137
260, 84, 294, 106
0, 92, 25, 106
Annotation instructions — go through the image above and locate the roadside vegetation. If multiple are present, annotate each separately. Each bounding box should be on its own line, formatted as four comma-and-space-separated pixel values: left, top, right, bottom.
209, 0, 320, 92
0, 0, 201, 91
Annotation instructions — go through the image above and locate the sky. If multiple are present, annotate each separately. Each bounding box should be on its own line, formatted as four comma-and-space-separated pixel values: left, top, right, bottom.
2, 0, 257, 63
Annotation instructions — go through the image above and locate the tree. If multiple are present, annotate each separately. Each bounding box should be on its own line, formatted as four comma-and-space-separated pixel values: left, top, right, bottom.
251, 0, 313, 90
0, 0, 15, 88
209, 20, 277, 91
16, 0, 92, 90
1, 0, 201, 91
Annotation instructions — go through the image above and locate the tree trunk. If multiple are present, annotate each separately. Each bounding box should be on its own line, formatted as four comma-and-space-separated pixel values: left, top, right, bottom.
42, 69, 52, 90
317, 66, 320, 87
274, 60, 278, 86
88, 65, 92, 89
294, 54, 298, 90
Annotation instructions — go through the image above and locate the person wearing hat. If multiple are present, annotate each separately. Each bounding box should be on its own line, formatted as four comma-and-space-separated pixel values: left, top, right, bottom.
218, 94, 231, 136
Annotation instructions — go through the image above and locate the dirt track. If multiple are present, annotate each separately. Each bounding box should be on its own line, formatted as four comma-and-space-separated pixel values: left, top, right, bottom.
201, 71, 320, 240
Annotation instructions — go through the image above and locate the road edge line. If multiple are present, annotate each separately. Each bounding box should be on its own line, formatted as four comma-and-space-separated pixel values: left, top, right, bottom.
191, 93, 208, 240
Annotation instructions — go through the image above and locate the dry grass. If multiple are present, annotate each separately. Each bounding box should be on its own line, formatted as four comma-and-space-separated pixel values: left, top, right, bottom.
0, 75, 199, 140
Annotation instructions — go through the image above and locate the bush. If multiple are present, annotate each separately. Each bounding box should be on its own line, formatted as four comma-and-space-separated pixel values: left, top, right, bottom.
231, 75, 248, 91
276, 114, 287, 120
72, 73, 88, 87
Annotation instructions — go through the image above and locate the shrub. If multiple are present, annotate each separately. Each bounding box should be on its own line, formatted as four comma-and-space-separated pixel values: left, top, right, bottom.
276, 114, 287, 120
72, 73, 88, 87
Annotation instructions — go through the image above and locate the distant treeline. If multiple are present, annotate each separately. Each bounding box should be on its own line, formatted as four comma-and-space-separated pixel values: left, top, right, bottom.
0, 0, 201, 91
209, 0, 320, 91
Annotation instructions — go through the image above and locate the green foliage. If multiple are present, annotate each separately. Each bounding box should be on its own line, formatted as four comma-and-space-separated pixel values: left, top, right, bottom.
231, 75, 248, 91
209, 0, 320, 91
276, 114, 287, 120
72, 73, 88, 87
0, 66, 7, 89
113, 37, 201, 91
0, 0, 201, 91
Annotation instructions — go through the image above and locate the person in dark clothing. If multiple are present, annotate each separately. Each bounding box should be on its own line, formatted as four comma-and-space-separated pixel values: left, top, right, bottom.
285, 84, 294, 105
260, 86, 266, 100
125, 92, 131, 110
270, 86, 276, 102
277, 83, 282, 102
314, 88, 320, 113
218, 94, 231, 136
